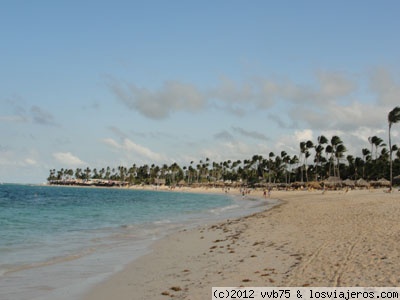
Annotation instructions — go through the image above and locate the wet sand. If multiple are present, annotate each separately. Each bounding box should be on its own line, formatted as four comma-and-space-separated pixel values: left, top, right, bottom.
84, 188, 400, 300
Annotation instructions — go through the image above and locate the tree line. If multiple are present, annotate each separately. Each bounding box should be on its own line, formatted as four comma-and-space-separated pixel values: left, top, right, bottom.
48, 107, 400, 188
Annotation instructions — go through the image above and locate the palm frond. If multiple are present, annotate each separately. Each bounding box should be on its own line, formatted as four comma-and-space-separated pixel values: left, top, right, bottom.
388, 106, 400, 126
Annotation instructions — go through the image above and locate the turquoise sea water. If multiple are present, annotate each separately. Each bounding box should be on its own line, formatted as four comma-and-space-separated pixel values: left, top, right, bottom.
0, 184, 274, 300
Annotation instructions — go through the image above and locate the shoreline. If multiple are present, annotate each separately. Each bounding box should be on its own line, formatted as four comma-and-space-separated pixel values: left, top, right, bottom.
0, 184, 269, 300
83, 188, 400, 300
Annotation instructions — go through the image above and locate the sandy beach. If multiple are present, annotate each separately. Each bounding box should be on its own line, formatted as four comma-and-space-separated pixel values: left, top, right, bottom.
83, 188, 400, 300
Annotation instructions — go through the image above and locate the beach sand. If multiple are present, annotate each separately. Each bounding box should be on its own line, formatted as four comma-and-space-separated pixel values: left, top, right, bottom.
83, 188, 400, 300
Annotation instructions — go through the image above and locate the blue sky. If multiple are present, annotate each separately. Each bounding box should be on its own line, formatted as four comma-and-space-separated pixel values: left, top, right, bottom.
1, 0, 400, 183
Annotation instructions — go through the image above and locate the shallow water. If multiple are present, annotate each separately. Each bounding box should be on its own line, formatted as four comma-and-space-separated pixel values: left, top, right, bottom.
0, 184, 276, 300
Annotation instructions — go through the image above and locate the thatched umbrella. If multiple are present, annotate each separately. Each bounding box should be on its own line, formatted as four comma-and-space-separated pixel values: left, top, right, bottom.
371, 178, 391, 187
277, 183, 289, 190
291, 182, 305, 189
342, 179, 355, 188
324, 176, 342, 188
307, 181, 322, 190
154, 178, 166, 185
178, 179, 186, 187
214, 181, 224, 187
355, 179, 369, 188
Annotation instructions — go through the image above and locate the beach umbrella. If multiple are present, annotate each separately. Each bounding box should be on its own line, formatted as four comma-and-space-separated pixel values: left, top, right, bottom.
307, 181, 322, 189
377, 178, 391, 187
324, 176, 342, 187
291, 182, 305, 189
370, 178, 390, 187
355, 179, 369, 188
342, 179, 355, 187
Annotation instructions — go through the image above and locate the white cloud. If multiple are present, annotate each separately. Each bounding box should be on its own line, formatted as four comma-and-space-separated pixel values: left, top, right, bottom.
351, 127, 385, 144
102, 138, 122, 149
1, 99, 58, 126
102, 138, 167, 163
53, 152, 86, 166
108, 79, 205, 119
108, 70, 358, 122
294, 129, 314, 142
0, 151, 38, 168
24, 158, 37, 165
122, 139, 165, 162
201, 140, 257, 162
286, 91, 393, 134
369, 67, 400, 106
327, 102, 386, 130
316, 70, 357, 100
211, 76, 254, 103
105, 68, 399, 166
231, 126, 269, 141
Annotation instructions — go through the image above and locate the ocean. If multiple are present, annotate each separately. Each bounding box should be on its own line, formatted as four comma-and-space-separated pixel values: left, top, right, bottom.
0, 184, 275, 300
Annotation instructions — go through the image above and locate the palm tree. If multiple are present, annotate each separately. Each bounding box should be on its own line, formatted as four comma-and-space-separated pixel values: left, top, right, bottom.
299, 141, 307, 182
99, 168, 105, 179
329, 136, 346, 178
388, 106, 400, 190
289, 155, 298, 183
334, 142, 347, 179
315, 135, 328, 181
84, 167, 91, 180
105, 166, 111, 179
346, 155, 355, 179
361, 148, 371, 179
168, 162, 181, 185
369, 136, 384, 160
268, 152, 274, 184
354, 157, 363, 180
196, 162, 201, 183
48, 169, 56, 181
274, 155, 284, 183
368, 136, 374, 160
188, 161, 194, 184
280, 151, 289, 184
118, 166, 127, 182
325, 144, 334, 177
305, 140, 314, 182
92, 168, 99, 179
65, 169, 74, 179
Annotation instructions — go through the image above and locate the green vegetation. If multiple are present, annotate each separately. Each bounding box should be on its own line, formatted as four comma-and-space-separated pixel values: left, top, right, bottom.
388, 106, 400, 189
48, 107, 400, 187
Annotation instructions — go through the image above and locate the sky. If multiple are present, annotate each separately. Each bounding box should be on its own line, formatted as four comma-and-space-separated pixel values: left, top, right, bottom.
1, 0, 400, 183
